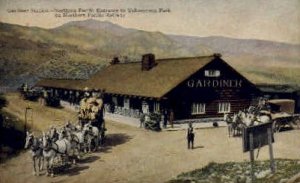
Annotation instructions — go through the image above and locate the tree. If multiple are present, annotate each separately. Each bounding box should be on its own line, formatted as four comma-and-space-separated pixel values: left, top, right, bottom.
0, 94, 7, 110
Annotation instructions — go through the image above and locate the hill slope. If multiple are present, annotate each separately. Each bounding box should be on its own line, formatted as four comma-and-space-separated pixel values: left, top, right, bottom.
0, 19, 299, 88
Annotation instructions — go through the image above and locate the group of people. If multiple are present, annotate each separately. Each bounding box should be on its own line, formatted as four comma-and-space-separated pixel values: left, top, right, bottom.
139, 109, 195, 149
20, 83, 29, 93
78, 90, 104, 129
139, 109, 174, 130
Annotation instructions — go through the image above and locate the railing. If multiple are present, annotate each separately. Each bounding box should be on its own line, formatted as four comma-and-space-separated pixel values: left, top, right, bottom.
173, 117, 223, 124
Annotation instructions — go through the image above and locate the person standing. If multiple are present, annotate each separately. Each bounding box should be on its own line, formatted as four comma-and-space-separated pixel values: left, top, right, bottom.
163, 109, 168, 128
140, 113, 146, 128
145, 113, 151, 128
187, 122, 195, 149
169, 109, 174, 128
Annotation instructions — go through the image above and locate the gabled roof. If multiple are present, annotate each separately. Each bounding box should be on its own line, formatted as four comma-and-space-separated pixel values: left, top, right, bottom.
82, 55, 215, 98
35, 79, 85, 90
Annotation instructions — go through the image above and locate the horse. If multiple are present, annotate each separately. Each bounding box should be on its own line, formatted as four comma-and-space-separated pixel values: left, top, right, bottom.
64, 123, 86, 157
83, 123, 100, 152
242, 112, 271, 126
257, 114, 271, 123
42, 131, 72, 177
24, 131, 44, 176
231, 113, 247, 137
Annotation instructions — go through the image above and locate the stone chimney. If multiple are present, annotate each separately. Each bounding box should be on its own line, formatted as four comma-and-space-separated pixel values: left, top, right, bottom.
141, 53, 156, 71
110, 57, 120, 65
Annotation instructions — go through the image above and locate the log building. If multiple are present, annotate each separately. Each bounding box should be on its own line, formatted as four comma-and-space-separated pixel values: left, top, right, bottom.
36, 53, 261, 120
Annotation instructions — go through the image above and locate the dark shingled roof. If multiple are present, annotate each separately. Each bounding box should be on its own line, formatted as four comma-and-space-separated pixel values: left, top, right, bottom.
35, 79, 85, 90
35, 55, 219, 98
82, 55, 214, 98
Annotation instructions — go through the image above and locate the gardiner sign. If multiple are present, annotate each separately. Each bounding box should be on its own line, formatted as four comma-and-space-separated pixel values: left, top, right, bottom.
187, 79, 243, 88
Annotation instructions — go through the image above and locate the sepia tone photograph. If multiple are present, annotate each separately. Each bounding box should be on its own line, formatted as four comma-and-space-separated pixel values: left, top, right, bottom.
0, 0, 299, 183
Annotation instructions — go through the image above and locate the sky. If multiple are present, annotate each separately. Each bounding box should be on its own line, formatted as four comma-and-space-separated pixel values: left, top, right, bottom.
0, 0, 299, 44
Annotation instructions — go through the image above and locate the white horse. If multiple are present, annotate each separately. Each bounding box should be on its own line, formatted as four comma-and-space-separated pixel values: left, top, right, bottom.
24, 132, 44, 176
64, 124, 86, 157
257, 114, 271, 123
42, 132, 72, 177
83, 123, 100, 152
243, 113, 271, 126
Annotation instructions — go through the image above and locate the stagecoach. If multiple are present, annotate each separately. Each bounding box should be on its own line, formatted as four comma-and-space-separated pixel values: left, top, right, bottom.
265, 99, 300, 132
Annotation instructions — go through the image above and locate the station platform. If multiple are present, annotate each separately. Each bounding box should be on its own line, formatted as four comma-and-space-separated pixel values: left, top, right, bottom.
104, 112, 227, 131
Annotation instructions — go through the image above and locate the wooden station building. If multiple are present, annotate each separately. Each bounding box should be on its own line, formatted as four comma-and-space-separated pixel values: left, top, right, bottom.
36, 53, 261, 120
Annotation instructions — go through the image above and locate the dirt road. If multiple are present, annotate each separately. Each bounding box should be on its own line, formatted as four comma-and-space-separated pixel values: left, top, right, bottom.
1, 93, 300, 183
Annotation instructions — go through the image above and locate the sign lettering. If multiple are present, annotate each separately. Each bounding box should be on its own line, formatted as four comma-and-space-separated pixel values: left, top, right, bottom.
187, 79, 243, 88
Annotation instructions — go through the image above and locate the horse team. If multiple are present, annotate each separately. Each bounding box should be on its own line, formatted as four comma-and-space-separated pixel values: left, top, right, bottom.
224, 105, 271, 137
24, 122, 103, 177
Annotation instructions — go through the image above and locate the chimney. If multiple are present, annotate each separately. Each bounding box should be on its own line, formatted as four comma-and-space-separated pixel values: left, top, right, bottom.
141, 53, 156, 71
213, 53, 222, 58
110, 57, 120, 65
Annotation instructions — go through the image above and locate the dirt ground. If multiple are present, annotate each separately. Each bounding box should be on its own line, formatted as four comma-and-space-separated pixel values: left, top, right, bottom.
0, 93, 300, 183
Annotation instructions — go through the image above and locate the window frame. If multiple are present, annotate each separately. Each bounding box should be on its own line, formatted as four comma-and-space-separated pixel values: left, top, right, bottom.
154, 101, 160, 113
191, 103, 206, 115
218, 102, 231, 113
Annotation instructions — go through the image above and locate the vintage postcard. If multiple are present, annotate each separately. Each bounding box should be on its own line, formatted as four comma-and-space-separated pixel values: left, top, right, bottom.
0, 0, 299, 183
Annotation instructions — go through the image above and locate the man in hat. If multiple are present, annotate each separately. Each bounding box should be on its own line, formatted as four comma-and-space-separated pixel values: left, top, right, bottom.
90, 101, 99, 126
187, 122, 195, 149
87, 89, 97, 105
163, 109, 168, 128
169, 109, 174, 128
49, 126, 59, 142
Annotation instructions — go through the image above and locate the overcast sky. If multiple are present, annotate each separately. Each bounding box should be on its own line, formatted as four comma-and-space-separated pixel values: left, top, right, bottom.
0, 0, 299, 44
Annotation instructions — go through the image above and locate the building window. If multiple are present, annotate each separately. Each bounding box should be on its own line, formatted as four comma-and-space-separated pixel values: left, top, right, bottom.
218, 102, 231, 113
112, 97, 118, 106
204, 70, 220, 77
154, 102, 160, 113
124, 98, 130, 109
191, 103, 206, 114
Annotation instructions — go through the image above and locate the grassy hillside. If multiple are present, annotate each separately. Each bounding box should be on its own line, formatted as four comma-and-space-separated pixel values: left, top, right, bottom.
225, 55, 300, 85
0, 23, 107, 87
0, 20, 299, 88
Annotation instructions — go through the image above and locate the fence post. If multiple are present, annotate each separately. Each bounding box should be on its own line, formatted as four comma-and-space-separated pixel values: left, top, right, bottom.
268, 128, 275, 173
249, 132, 255, 183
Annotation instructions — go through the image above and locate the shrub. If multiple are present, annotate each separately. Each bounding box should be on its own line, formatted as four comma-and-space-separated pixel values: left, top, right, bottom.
0, 94, 7, 109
